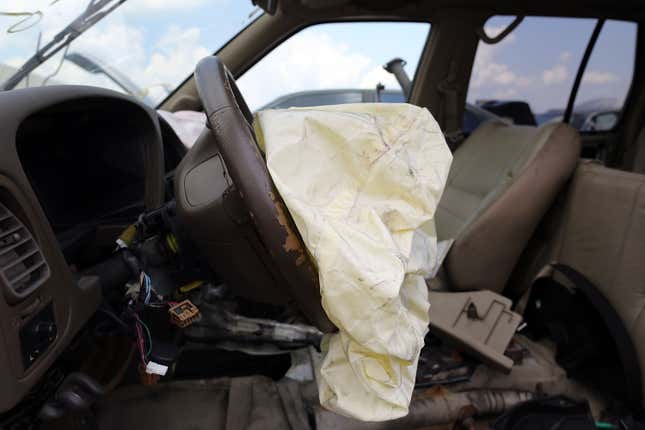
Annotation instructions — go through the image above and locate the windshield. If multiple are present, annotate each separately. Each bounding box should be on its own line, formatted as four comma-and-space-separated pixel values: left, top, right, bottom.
0, 0, 260, 106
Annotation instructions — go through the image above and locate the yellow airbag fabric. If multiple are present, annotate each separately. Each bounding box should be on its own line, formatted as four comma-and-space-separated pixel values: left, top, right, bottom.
254, 103, 452, 421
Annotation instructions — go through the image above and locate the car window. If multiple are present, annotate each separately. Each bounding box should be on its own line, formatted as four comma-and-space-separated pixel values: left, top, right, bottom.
236, 22, 430, 112
466, 16, 636, 131
575, 20, 637, 131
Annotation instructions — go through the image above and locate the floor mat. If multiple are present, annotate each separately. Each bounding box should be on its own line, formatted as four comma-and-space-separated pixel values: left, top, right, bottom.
95, 376, 312, 430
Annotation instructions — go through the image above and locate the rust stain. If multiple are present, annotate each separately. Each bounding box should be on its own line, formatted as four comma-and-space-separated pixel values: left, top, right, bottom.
415, 385, 449, 400
269, 190, 307, 266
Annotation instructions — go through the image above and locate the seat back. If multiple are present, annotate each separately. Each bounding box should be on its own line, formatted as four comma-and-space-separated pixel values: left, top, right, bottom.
435, 121, 580, 292
543, 161, 645, 406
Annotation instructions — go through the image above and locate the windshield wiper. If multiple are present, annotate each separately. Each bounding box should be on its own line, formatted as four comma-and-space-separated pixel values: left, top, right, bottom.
1, 0, 127, 91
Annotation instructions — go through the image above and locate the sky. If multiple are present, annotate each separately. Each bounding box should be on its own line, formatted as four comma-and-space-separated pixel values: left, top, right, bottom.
0, 1, 637, 114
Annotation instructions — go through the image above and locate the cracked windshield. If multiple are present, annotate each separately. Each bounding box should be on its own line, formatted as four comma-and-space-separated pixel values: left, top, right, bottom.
0, 0, 260, 106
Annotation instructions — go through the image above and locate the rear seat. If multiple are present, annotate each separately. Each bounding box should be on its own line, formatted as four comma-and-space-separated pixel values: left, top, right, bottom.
513, 160, 645, 407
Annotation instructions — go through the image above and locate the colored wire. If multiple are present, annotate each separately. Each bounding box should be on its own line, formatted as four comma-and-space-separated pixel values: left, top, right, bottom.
134, 314, 153, 358
144, 273, 152, 304
138, 271, 152, 305
140, 320, 153, 358
134, 320, 146, 364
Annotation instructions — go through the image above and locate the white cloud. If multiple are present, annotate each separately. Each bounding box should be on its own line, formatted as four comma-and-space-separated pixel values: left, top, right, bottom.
469, 32, 584, 111
0, 0, 210, 16
542, 64, 568, 85
5, 57, 23, 67
470, 43, 531, 89
469, 23, 531, 90
542, 50, 572, 85
143, 26, 209, 93
20, 21, 209, 104
24, 1, 87, 35
0, 57, 24, 84
493, 88, 518, 99
237, 29, 387, 110
582, 71, 618, 85
0, 0, 210, 61
1, 0, 52, 9
23, 22, 147, 91
74, 23, 146, 69
0, 0, 84, 51
0, 0, 214, 102
124, 0, 209, 14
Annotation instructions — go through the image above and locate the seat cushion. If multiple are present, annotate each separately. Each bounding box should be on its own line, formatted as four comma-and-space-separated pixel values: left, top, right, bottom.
434, 121, 580, 292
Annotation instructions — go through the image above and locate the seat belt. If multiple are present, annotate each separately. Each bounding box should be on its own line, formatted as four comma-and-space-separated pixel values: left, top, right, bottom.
524, 263, 643, 410
438, 60, 464, 151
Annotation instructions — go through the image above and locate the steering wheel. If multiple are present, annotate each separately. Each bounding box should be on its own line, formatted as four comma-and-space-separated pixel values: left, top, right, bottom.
174, 56, 335, 332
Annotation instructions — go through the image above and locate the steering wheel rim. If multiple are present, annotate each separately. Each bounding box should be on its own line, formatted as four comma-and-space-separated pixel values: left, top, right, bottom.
192, 56, 335, 332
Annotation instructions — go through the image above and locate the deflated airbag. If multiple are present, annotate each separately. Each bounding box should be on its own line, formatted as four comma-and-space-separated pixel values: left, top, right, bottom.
254, 103, 452, 421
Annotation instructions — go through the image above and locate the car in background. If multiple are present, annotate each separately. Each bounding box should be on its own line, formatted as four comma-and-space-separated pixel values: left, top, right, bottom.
536, 97, 621, 131
261, 88, 503, 135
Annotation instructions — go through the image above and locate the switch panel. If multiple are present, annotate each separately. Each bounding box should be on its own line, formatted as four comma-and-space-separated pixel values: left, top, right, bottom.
19, 303, 57, 370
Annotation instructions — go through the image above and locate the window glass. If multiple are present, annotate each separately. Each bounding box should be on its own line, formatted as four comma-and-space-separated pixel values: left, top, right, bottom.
467, 17, 636, 130
468, 16, 598, 126
380, 91, 406, 103
237, 22, 430, 112
575, 20, 636, 131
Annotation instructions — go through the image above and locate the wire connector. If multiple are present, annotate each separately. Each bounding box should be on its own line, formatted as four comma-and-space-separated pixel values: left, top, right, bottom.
168, 300, 200, 328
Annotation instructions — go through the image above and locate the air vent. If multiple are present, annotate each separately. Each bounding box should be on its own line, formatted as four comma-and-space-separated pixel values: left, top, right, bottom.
0, 202, 50, 302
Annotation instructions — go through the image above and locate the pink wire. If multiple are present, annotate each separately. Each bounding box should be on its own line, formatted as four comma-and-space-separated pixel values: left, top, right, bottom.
134, 317, 146, 365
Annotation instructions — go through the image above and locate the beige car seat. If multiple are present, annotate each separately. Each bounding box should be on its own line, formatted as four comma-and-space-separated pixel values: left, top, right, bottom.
432, 121, 581, 292
537, 161, 645, 406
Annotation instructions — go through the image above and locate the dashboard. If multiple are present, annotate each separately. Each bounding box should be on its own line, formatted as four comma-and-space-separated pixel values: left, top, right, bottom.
18, 100, 148, 236
0, 86, 165, 412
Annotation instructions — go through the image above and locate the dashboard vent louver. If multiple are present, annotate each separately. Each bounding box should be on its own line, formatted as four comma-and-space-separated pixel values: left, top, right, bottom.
0, 202, 49, 302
